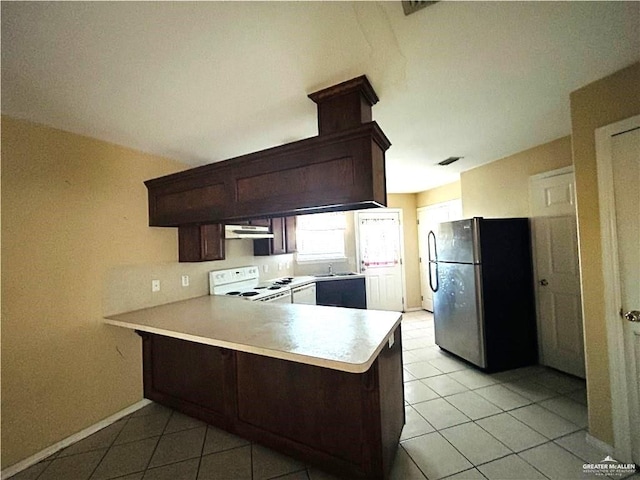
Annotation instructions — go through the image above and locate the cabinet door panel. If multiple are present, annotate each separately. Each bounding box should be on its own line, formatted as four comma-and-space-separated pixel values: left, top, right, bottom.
145, 123, 390, 227
178, 224, 225, 262
316, 279, 367, 309
147, 335, 230, 415
236, 352, 370, 465
285, 216, 297, 253
253, 217, 289, 256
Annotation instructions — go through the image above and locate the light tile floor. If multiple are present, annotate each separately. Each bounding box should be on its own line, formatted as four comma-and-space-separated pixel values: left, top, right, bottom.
10, 311, 640, 480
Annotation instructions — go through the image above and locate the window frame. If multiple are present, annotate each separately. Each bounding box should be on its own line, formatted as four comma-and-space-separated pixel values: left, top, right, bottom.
295, 212, 348, 264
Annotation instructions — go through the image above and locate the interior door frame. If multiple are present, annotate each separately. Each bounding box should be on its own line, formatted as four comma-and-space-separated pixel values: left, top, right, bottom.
596, 114, 640, 462
528, 165, 579, 369
354, 208, 407, 312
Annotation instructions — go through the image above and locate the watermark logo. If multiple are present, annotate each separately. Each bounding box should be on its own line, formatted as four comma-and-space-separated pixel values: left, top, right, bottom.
583, 456, 638, 477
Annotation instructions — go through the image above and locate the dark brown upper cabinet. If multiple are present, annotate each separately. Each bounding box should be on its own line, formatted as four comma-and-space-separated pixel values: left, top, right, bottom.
285, 216, 297, 253
178, 224, 225, 262
253, 216, 297, 256
144, 76, 390, 262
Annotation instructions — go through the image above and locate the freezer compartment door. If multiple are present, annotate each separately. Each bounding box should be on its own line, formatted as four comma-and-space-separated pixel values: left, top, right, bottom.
433, 263, 486, 368
435, 218, 481, 264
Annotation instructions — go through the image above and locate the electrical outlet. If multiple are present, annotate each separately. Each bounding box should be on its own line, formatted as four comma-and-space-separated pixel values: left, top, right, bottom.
262, 264, 269, 273
181, 275, 190, 287
151, 280, 161, 292
278, 262, 283, 271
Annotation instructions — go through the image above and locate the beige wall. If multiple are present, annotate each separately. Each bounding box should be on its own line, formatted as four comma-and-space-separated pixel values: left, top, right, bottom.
569, 62, 640, 445
411, 141, 571, 311
416, 181, 461, 208
460, 137, 573, 218
1, 117, 182, 468
390, 64, 639, 447
0, 117, 294, 469
387, 194, 421, 310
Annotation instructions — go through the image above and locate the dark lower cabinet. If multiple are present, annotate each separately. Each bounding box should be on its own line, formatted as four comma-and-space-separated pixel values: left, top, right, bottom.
141, 334, 236, 428
316, 277, 367, 309
138, 327, 404, 479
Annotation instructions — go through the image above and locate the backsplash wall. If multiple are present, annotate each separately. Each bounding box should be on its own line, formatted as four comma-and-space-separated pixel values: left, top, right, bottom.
104, 240, 294, 316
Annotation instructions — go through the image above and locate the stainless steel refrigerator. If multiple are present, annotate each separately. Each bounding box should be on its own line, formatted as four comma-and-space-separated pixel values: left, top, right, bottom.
428, 217, 537, 372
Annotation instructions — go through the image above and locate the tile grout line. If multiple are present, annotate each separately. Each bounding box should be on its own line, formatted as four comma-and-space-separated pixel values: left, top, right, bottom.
136, 409, 173, 479
91, 415, 132, 480
401, 357, 587, 477
194, 424, 210, 480
436, 416, 515, 473
468, 410, 555, 478
439, 466, 488, 480
404, 314, 587, 479
31, 456, 53, 480
250, 442, 255, 480
34, 413, 132, 480
398, 443, 432, 480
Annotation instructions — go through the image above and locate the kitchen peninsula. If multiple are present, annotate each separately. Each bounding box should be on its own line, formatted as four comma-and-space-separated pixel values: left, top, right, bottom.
105, 296, 404, 479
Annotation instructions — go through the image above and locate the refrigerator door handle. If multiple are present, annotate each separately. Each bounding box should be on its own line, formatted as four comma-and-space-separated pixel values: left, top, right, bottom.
428, 230, 439, 292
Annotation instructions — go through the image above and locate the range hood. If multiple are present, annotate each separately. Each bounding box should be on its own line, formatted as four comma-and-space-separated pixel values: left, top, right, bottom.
225, 224, 274, 239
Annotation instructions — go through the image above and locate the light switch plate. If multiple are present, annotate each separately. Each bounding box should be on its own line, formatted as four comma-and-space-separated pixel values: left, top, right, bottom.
152, 280, 161, 292
181, 275, 190, 287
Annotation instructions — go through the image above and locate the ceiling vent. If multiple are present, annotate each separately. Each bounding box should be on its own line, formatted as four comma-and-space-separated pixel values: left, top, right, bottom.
402, 1, 438, 16
438, 156, 463, 166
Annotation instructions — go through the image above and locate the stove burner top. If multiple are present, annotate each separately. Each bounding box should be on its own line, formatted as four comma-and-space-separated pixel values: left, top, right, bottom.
240, 291, 259, 297
226, 291, 241, 296
274, 278, 293, 285
268, 285, 282, 290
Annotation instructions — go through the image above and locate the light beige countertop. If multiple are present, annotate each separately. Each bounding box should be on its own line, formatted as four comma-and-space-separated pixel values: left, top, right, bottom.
104, 295, 402, 373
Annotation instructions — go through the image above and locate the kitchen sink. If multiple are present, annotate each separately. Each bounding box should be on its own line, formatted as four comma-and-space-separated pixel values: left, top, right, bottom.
314, 272, 357, 278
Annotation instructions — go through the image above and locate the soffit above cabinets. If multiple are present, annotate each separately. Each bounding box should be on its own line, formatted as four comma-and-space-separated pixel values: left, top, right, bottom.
144, 76, 391, 227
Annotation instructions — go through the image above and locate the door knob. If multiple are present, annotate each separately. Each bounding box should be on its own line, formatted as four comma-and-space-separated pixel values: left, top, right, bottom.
539, 279, 549, 286
623, 310, 640, 323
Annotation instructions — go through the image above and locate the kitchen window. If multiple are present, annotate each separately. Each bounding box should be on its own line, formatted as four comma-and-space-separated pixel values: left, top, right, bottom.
296, 212, 347, 262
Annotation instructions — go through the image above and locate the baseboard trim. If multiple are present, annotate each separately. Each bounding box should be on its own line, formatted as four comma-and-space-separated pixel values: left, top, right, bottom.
585, 432, 615, 457
1, 399, 152, 479
403, 307, 426, 313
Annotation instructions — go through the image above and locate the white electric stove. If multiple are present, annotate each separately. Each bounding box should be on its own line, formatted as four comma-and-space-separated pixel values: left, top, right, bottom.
209, 266, 292, 303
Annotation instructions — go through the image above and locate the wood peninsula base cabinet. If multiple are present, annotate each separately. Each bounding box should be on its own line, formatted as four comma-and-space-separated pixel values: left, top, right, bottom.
139, 327, 404, 479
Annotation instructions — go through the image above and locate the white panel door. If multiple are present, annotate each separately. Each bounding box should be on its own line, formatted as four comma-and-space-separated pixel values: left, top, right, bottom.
599, 120, 640, 464
530, 169, 576, 216
612, 125, 640, 464
356, 210, 404, 311
533, 215, 585, 377
530, 168, 585, 378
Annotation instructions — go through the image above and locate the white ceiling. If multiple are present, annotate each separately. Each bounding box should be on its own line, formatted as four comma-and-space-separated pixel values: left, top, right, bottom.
2, 1, 639, 193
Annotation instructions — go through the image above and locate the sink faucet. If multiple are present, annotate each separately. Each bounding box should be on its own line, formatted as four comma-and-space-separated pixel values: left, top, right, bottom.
328, 263, 333, 275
